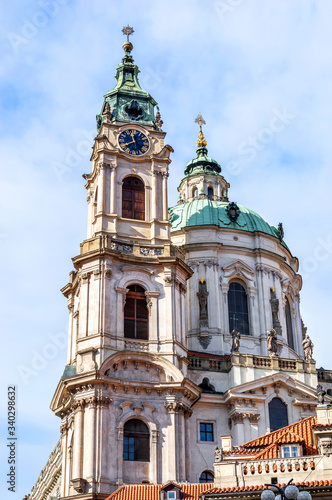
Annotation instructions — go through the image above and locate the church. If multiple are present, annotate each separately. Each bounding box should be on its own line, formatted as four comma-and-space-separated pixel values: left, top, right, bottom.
28, 27, 331, 500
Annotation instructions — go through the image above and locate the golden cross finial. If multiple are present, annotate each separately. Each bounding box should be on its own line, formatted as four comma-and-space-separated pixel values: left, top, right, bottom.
195, 114, 207, 148
122, 26, 134, 42
195, 114, 206, 133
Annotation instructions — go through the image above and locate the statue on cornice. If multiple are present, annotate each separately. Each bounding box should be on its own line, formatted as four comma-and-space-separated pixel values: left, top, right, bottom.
270, 287, 282, 336
197, 279, 209, 320
214, 446, 223, 462
302, 334, 314, 361
267, 328, 278, 356
316, 384, 326, 405
231, 329, 241, 352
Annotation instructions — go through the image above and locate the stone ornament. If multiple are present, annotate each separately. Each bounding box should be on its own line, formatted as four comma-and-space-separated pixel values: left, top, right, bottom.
214, 446, 223, 462
231, 328, 241, 352
267, 328, 278, 356
270, 287, 282, 336
316, 384, 326, 405
302, 333, 314, 361
197, 278, 209, 321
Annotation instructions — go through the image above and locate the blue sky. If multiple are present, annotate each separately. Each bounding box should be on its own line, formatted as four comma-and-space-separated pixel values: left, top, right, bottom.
1, 0, 332, 497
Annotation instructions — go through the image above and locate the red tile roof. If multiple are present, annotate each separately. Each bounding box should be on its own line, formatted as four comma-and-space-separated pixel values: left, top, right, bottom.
223, 416, 318, 460
106, 480, 332, 500
208, 480, 332, 495
106, 483, 212, 500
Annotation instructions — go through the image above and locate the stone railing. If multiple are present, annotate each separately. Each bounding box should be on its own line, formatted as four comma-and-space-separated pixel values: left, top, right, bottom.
188, 355, 231, 372
243, 455, 319, 477
125, 340, 149, 352
189, 352, 315, 374
318, 368, 332, 383
29, 439, 62, 500
177, 194, 228, 204
80, 235, 186, 260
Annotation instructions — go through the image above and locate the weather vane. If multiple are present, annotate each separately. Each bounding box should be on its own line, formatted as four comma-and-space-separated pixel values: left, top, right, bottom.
195, 114, 207, 148
122, 26, 134, 42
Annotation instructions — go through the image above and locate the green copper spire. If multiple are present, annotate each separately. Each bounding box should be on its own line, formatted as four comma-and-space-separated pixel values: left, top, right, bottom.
96, 26, 157, 129
184, 115, 222, 176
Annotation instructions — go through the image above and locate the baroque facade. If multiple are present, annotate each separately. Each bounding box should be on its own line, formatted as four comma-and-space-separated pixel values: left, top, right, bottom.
28, 28, 332, 500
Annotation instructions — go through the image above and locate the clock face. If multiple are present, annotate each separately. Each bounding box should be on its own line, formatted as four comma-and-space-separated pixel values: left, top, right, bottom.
118, 129, 149, 156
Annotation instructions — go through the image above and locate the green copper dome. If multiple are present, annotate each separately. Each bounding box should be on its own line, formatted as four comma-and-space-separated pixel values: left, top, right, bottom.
169, 198, 289, 251
184, 145, 222, 176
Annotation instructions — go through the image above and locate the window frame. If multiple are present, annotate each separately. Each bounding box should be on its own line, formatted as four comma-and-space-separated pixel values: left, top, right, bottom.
198, 421, 216, 443
228, 281, 250, 336
268, 397, 288, 432
199, 470, 214, 483
281, 444, 300, 458
122, 176, 145, 221
123, 419, 150, 462
207, 186, 214, 200
285, 297, 295, 350
124, 284, 149, 340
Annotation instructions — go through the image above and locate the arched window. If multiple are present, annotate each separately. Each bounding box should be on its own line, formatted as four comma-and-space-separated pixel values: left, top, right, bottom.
268, 398, 288, 432
193, 187, 198, 199
285, 298, 294, 350
228, 282, 250, 335
122, 176, 145, 220
123, 419, 150, 462
199, 470, 214, 483
207, 187, 213, 200
124, 285, 148, 340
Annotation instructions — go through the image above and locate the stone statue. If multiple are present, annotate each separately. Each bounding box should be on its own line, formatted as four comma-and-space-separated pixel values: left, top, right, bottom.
317, 384, 326, 405
214, 446, 223, 462
267, 328, 278, 356
270, 287, 282, 336
302, 334, 314, 361
197, 279, 209, 320
231, 329, 241, 352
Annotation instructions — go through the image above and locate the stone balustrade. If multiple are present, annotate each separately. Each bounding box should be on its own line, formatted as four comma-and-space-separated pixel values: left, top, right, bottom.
79, 235, 186, 260
188, 355, 231, 372
214, 454, 324, 488
189, 353, 315, 374
243, 455, 319, 477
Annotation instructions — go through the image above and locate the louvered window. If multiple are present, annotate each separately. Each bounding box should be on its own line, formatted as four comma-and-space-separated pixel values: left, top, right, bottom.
122, 176, 145, 220
124, 285, 148, 340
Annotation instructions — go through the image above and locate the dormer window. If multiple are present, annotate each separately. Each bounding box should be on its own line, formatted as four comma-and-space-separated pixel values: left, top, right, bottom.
160, 482, 182, 500
193, 187, 198, 199
281, 445, 300, 458
207, 187, 213, 200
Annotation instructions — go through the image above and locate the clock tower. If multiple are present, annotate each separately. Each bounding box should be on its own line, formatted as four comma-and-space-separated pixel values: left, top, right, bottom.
86, 26, 171, 245
50, 27, 197, 499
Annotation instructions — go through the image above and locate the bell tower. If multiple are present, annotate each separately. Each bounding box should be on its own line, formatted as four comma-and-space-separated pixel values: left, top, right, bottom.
50, 28, 198, 498
85, 26, 171, 245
